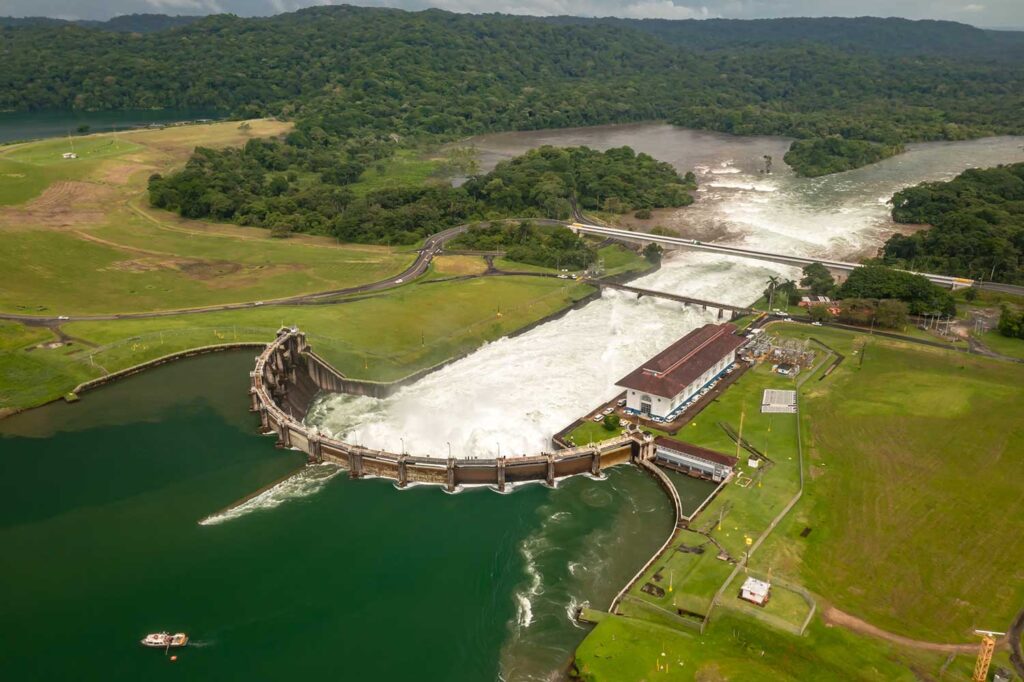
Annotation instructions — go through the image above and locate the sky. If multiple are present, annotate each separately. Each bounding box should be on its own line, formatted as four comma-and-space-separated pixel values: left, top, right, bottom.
1, 0, 1022, 29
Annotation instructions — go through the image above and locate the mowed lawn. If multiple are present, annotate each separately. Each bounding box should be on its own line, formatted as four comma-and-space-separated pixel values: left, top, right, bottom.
792, 326, 1024, 641
0, 120, 415, 314
0, 227, 413, 315
1, 277, 592, 410
574, 611, 981, 681
0, 136, 140, 205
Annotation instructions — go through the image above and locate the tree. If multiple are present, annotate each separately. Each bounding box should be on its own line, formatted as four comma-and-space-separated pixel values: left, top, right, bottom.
643, 243, 663, 265
634, 208, 652, 219
997, 305, 1024, 339
801, 262, 835, 295
764, 275, 781, 310
808, 304, 833, 322
777, 279, 799, 305
603, 413, 621, 431
874, 299, 909, 328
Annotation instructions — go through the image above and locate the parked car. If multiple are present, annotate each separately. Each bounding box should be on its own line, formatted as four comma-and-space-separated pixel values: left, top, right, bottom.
592, 414, 604, 422
603, 407, 614, 415
617, 398, 627, 407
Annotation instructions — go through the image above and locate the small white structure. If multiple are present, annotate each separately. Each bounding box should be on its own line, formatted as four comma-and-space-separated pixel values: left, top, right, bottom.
740, 577, 771, 606
62, 152, 78, 159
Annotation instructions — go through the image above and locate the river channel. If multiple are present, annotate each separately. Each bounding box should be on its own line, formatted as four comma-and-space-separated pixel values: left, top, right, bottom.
3, 123, 1024, 681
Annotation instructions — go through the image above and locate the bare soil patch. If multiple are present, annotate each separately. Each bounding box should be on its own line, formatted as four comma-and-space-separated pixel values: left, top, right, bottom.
611, 208, 740, 242
0, 181, 117, 229
100, 162, 154, 185
823, 606, 985, 653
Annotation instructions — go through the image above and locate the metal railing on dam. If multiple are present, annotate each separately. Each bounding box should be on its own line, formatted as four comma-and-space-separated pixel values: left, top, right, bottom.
249, 328, 639, 491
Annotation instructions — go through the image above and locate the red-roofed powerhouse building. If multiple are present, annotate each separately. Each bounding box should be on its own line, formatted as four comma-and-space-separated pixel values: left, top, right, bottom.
616, 323, 746, 421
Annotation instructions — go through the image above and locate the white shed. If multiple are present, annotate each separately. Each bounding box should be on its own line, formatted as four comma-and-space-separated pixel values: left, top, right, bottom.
740, 577, 771, 606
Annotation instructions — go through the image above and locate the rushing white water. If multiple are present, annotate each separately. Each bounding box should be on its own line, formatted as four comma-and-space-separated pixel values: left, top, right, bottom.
308, 130, 1024, 458
198, 463, 343, 525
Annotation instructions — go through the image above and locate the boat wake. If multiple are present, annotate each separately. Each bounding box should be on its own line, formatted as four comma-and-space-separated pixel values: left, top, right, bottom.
199, 463, 343, 526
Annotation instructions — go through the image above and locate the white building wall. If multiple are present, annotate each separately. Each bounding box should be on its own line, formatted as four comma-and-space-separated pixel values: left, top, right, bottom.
620, 349, 737, 420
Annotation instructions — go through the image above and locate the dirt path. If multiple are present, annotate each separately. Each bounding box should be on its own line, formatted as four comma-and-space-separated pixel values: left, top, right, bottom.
823, 607, 984, 654
1009, 604, 1024, 678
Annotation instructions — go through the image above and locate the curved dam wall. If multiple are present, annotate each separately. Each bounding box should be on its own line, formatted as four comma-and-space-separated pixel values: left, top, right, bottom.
250, 328, 641, 491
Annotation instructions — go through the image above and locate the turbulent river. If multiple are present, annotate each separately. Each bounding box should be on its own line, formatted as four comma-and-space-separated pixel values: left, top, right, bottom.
309, 125, 1024, 462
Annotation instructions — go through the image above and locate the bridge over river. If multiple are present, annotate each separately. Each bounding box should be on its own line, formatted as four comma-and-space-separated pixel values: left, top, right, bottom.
570, 222, 1016, 293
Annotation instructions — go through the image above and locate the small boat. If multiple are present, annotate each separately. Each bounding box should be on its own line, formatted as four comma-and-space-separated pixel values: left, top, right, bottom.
141, 632, 188, 648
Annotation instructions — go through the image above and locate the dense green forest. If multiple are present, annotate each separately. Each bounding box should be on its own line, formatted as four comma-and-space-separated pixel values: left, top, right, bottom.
837, 264, 956, 315
547, 16, 1024, 61
783, 138, 904, 177
883, 163, 1024, 284
3, 7, 1024, 179
148, 144, 690, 244
448, 222, 595, 270
461, 146, 695, 218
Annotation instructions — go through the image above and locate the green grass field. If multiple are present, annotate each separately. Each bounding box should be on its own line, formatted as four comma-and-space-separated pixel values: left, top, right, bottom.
0, 136, 142, 206
0, 122, 417, 315
775, 325, 1024, 642
574, 611, 987, 681
0, 223, 413, 315
346, 148, 445, 197
0, 277, 592, 411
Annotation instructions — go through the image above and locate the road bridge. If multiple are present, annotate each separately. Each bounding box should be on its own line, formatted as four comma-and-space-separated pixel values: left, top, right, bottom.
585, 280, 754, 318
571, 222, 981, 291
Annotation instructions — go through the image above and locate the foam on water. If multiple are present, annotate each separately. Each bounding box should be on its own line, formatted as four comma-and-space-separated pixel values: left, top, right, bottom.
198, 463, 343, 525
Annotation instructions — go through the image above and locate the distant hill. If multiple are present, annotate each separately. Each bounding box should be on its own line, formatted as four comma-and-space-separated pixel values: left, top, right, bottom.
0, 13, 202, 33
2, 5, 1022, 179
543, 15, 1024, 61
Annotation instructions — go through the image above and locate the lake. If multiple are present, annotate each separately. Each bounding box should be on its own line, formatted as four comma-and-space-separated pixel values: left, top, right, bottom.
0, 352, 673, 681
0, 108, 226, 144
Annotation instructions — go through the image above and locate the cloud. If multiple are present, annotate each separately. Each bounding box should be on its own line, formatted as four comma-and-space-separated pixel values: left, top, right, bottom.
961, 3, 985, 12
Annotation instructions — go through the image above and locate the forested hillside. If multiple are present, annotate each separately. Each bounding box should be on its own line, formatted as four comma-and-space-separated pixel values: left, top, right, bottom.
4, 7, 1023, 179
551, 16, 1024, 61
883, 163, 1024, 285
149, 144, 691, 244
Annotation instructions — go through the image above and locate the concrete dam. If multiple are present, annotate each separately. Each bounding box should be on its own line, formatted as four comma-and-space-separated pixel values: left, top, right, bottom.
250, 327, 647, 492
